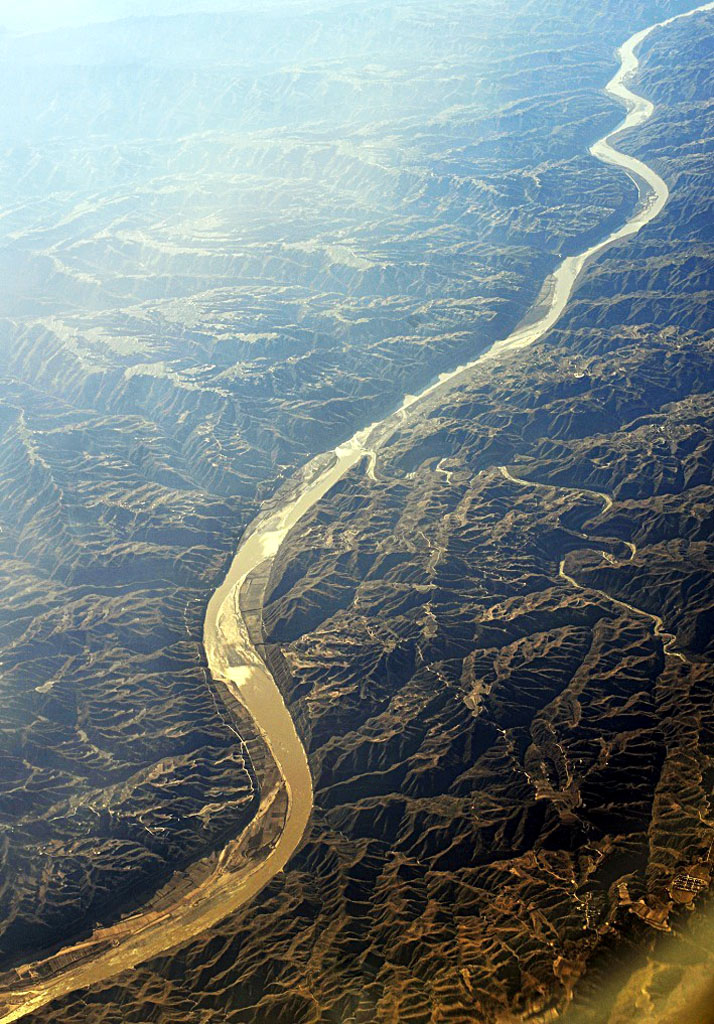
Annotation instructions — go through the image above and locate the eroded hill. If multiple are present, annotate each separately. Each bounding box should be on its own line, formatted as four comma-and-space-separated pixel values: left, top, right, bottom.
2, 0, 713, 1021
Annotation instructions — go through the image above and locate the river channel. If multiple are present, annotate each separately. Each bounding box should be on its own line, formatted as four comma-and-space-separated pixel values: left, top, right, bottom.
1, 3, 712, 1020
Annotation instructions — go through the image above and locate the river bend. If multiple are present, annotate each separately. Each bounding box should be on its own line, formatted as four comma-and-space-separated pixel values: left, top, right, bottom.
0, 3, 712, 1020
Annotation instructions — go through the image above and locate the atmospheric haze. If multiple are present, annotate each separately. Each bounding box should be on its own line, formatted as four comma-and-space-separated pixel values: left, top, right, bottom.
0, 2, 714, 1023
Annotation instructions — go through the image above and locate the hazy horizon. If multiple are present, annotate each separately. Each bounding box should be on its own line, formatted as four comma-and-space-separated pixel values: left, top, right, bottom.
0, 0, 335, 36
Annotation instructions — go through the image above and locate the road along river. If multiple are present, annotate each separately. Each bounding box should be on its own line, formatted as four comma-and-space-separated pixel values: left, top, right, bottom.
0, 3, 711, 1020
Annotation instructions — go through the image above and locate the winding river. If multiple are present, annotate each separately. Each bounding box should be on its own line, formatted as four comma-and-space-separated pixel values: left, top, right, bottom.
0, 3, 712, 1020
498, 466, 688, 663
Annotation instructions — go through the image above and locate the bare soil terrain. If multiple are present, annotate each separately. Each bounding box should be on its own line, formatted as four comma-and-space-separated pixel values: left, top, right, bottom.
1, 1, 713, 1022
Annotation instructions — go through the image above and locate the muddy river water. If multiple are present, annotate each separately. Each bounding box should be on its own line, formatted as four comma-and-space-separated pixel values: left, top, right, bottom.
1, 3, 712, 1019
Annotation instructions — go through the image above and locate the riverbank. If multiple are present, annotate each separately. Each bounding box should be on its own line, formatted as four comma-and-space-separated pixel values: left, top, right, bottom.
1, 3, 711, 1019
